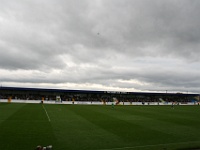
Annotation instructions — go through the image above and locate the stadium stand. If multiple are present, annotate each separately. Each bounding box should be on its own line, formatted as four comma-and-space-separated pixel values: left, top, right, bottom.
0, 86, 199, 105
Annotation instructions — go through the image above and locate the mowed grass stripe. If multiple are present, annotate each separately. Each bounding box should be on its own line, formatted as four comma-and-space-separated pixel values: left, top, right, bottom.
45, 104, 122, 150
0, 104, 56, 150
0, 103, 26, 122
69, 105, 200, 149
1, 104, 200, 150
67, 105, 177, 148
124, 106, 200, 127
99, 140, 200, 150
101, 106, 200, 142
116, 106, 200, 137
97, 106, 200, 138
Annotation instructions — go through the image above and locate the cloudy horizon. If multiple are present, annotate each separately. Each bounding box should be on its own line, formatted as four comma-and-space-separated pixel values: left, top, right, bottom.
0, 0, 200, 93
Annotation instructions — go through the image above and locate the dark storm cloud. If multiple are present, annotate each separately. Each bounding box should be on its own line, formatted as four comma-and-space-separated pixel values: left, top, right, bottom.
0, 0, 200, 92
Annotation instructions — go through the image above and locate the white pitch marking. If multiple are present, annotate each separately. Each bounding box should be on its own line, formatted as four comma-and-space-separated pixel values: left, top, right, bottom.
42, 105, 51, 122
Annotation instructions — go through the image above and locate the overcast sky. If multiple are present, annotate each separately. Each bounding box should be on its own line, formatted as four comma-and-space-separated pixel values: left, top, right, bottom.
0, 0, 200, 93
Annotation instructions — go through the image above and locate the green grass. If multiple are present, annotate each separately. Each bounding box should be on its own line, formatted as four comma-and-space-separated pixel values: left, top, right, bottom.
1, 103, 200, 150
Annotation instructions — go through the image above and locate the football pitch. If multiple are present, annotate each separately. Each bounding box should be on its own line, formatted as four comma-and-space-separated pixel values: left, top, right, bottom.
1, 103, 200, 150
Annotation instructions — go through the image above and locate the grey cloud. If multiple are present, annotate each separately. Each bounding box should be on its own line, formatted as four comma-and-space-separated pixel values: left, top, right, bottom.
0, 0, 200, 93
86, 0, 200, 59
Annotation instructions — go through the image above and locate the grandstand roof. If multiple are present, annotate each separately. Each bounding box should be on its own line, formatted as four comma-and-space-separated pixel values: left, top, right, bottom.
0, 86, 198, 96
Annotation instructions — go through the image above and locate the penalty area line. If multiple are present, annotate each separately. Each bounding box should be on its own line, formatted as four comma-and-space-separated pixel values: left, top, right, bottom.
42, 105, 51, 122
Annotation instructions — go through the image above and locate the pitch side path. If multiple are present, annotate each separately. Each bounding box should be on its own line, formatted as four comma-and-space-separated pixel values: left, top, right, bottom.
1, 103, 200, 150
